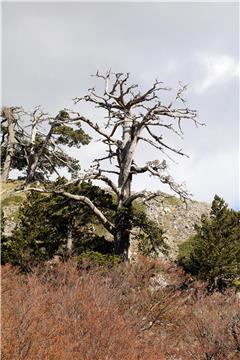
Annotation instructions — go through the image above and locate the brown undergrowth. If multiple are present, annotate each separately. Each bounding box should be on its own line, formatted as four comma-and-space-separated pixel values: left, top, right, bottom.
1, 258, 239, 359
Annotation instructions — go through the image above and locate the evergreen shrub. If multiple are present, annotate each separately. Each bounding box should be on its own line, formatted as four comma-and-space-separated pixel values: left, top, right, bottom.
178, 195, 240, 290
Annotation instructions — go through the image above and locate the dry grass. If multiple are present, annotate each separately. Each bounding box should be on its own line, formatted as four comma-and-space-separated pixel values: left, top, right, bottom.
2, 258, 240, 359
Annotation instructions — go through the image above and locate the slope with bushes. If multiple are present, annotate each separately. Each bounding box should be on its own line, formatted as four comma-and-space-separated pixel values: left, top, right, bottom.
2, 259, 240, 360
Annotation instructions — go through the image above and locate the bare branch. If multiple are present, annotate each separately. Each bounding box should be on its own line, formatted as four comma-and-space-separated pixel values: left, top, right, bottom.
124, 190, 171, 206
146, 126, 189, 157
94, 151, 117, 164
145, 160, 191, 201
124, 191, 149, 206
51, 151, 79, 174
130, 159, 191, 202
80, 169, 120, 197
67, 111, 120, 145
41, 154, 60, 176
23, 187, 115, 234
127, 79, 171, 109
100, 169, 120, 175
138, 137, 178, 164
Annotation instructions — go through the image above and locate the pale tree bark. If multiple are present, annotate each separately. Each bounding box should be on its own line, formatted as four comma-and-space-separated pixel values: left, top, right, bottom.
1, 107, 15, 182
25, 125, 55, 184
66, 227, 73, 256
24, 108, 62, 184
24, 110, 70, 184
1, 106, 86, 184
24, 187, 115, 235
27, 71, 202, 260
24, 107, 44, 183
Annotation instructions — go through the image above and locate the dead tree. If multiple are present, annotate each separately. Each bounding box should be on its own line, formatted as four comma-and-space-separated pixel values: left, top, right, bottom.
1, 107, 25, 182
1, 107, 15, 182
28, 71, 202, 260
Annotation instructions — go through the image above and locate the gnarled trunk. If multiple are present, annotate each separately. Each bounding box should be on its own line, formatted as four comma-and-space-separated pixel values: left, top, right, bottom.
114, 114, 138, 259
114, 226, 130, 261
114, 204, 132, 261
25, 126, 54, 184
114, 176, 132, 260
1, 108, 15, 182
25, 154, 39, 183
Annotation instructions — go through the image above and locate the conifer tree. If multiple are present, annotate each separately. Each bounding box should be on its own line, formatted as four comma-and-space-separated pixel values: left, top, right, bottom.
1, 107, 91, 183
179, 195, 240, 290
2, 179, 167, 268
1, 180, 115, 269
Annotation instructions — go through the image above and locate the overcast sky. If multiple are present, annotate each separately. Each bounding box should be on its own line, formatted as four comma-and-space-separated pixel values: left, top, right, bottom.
2, 1, 239, 209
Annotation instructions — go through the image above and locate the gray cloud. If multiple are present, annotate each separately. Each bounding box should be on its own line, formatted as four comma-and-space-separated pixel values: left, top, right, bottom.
2, 2, 239, 209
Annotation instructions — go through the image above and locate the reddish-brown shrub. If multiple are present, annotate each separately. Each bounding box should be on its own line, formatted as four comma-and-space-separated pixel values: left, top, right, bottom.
180, 293, 240, 359
2, 258, 239, 359
1, 261, 165, 360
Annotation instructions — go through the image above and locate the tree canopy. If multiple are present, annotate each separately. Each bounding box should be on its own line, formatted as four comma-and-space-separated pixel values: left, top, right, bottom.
1, 107, 90, 183
1, 180, 115, 269
2, 178, 167, 270
25, 71, 201, 259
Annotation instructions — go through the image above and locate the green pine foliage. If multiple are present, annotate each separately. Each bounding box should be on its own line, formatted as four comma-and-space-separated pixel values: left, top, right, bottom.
1, 209, 6, 242
1, 179, 116, 270
1, 179, 167, 269
131, 202, 169, 257
178, 195, 240, 290
1, 109, 91, 181
53, 123, 90, 147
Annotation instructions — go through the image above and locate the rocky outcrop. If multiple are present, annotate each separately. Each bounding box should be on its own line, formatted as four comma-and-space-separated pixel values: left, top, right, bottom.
130, 195, 211, 260
1, 181, 26, 237
2, 205, 21, 237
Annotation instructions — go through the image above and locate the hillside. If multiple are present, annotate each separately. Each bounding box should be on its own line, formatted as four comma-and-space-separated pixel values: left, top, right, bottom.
145, 196, 210, 259
1, 181, 210, 259
1, 181, 239, 360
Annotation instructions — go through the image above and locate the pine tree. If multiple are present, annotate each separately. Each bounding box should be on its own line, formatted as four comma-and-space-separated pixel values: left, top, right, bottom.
179, 195, 240, 290
1, 179, 115, 269
1, 107, 91, 182
2, 178, 167, 269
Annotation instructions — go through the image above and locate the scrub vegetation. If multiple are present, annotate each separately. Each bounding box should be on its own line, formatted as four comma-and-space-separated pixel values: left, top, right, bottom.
1, 73, 239, 358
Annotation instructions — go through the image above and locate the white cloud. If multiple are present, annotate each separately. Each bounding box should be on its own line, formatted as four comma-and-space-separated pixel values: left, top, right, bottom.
194, 53, 239, 93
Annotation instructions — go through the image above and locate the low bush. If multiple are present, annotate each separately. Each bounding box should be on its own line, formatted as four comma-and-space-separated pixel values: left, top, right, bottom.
2, 258, 240, 359
77, 250, 121, 269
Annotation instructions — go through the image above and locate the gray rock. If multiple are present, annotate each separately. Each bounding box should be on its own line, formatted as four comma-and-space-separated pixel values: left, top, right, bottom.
129, 195, 211, 261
